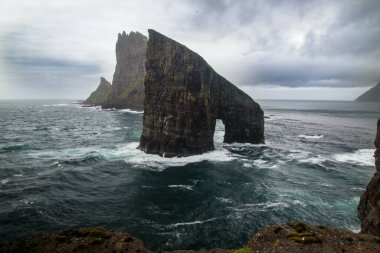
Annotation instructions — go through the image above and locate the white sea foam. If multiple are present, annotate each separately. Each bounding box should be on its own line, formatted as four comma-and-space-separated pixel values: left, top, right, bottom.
168, 185, 193, 190
1, 179, 9, 184
28, 141, 237, 171
298, 134, 324, 139
333, 149, 375, 166
216, 197, 234, 204
252, 159, 278, 169
167, 218, 216, 228
242, 163, 252, 168
141, 185, 154, 189
265, 115, 282, 121
224, 142, 267, 148
292, 200, 307, 207
119, 109, 144, 114
14, 174, 23, 177
286, 179, 307, 185
351, 187, 365, 191
299, 155, 327, 165
241, 201, 290, 210
287, 150, 310, 159
318, 183, 333, 187
115, 142, 237, 170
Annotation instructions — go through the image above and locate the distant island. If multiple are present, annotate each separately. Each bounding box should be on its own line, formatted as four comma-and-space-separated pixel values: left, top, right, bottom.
355, 82, 380, 102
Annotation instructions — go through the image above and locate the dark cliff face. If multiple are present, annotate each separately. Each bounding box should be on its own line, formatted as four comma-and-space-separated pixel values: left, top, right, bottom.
84, 77, 112, 105
356, 82, 380, 102
84, 31, 147, 110
358, 119, 380, 236
139, 30, 264, 157
106, 31, 147, 110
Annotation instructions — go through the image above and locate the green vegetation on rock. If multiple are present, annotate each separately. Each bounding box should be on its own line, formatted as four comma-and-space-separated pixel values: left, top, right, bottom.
232, 247, 251, 253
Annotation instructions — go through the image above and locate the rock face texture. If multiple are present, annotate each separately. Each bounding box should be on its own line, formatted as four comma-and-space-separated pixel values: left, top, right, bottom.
356, 82, 380, 102
84, 31, 147, 110
84, 77, 112, 105
3, 223, 380, 253
358, 119, 380, 236
139, 30, 264, 157
247, 221, 380, 253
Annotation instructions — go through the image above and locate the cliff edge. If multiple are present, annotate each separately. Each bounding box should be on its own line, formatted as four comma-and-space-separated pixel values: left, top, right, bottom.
139, 30, 264, 157
358, 119, 380, 236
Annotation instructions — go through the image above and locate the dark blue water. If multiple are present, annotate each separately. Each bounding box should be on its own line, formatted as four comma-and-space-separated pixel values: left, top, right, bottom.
0, 99, 379, 250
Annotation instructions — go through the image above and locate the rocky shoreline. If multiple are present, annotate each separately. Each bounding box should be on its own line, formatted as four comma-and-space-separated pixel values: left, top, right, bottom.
2, 221, 380, 253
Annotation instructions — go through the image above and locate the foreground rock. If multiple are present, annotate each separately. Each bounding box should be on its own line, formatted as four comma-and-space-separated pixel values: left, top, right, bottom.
139, 30, 264, 157
84, 77, 112, 105
358, 118, 380, 236
356, 82, 380, 102
84, 31, 147, 110
1, 227, 152, 253
248, 221, 380, 253
2, 223, 380, 253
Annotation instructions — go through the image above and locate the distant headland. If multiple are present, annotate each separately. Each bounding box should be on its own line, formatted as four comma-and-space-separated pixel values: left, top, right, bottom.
356, 82, 380, 103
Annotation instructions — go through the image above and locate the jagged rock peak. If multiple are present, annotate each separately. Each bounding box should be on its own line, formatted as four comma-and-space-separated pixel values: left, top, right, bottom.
139, 29, 264, 157
358, 119, 380, 236
102, 30, 147, 110
84, 77, 112, 105
99, 77, 111, 87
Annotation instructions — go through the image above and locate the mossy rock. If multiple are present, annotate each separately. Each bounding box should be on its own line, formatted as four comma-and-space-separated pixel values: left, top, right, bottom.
232, 247, 252, 253
287, 221, 309, 233
274, 226, 284, 234
78, 227, 107, 237
287, 232, 315, 238
56, 235, 70, 243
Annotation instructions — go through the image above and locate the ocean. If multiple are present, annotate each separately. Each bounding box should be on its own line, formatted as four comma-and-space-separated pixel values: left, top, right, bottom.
0, 99, 379, 250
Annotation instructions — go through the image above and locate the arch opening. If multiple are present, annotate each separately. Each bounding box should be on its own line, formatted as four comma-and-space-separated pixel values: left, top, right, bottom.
213, 119, 225, 150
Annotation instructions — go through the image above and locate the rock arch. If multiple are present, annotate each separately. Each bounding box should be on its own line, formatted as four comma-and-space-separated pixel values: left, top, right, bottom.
138, 30, 264, 157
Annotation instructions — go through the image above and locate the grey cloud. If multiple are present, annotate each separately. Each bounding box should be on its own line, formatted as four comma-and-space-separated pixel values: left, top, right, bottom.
1, 0, 379, 99
0, 29, 101, 98
187, 0, 380, 88
238, 55, 380, 87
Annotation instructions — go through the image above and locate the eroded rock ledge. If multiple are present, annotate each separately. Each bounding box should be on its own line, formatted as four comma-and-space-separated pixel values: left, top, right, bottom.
139, 30, 264, 157
3, 222, 380, 253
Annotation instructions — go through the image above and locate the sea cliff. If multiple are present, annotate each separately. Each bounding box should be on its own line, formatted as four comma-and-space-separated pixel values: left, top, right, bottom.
84, 31, 147, 110
139, 30, 264, 157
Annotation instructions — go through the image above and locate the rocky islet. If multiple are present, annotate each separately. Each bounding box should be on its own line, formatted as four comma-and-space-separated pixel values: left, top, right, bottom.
138, 30, 264, 157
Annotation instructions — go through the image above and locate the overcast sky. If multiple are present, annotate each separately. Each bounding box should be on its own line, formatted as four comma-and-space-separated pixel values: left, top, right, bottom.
0, 0, 379, 100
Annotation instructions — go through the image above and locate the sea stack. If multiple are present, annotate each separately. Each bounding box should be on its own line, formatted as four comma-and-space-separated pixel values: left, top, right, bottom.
138, 30, 264, 157
84, 31, 147, 110
358, 119, 380, 236
84, 77, 112, 105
